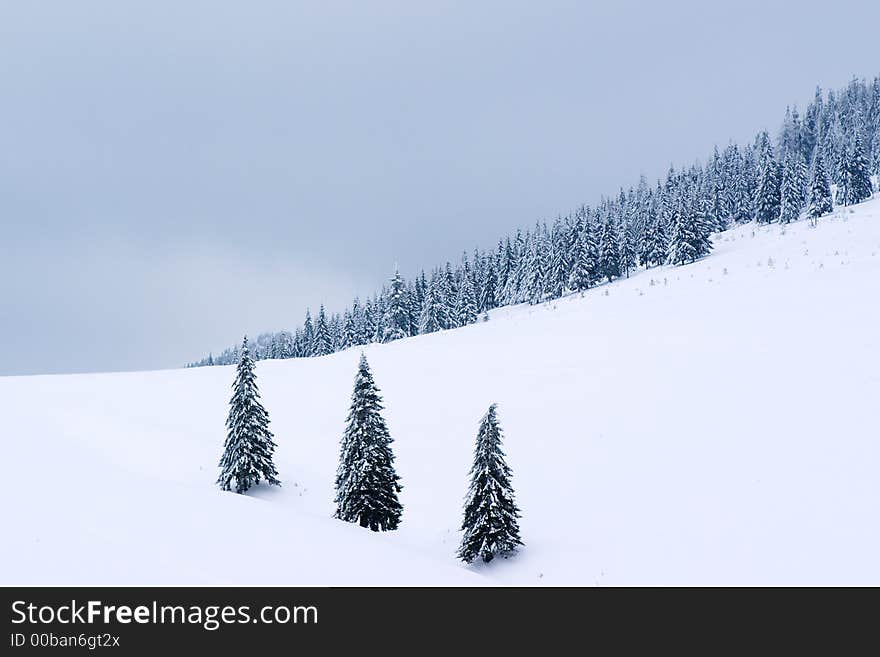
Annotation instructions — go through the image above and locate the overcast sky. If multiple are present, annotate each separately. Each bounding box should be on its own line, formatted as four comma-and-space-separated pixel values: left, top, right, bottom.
1, 1, 878, 375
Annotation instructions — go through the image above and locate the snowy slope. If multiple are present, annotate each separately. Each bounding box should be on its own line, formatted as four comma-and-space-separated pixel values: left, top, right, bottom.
2, 197, 880, 585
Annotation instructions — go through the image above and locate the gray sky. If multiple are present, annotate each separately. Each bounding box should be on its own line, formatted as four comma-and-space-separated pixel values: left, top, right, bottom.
2, 1, 878, 375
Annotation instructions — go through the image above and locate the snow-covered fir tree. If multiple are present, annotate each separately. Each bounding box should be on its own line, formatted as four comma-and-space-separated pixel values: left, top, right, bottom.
840, 132, 873, 205
597, 219, 620, 282
871, 129, 880, 179
418, 274, 445, 334
382, 269, 410, 343
312, 305, 333, 356
807, 149, 833, 223
754, 132, 781, 224
618, 218, 636, 278
302, 310, 315, 357
547, 219, 571, 299
457, 404, 522, 564
454, 272, 478, 327
779, 151, 807, 223
568, 223, 594, 292
668, 197, 712, 266
479, 256, 498, 312
333, 355, 403, 532
525, 227, 548, 305
217, 337, 280, 494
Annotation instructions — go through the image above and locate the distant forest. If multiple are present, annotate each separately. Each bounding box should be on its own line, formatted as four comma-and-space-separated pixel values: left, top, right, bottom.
189, 75, 879, 367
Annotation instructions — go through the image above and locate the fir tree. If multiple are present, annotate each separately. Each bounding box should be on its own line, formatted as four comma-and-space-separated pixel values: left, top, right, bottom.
845, 132, 873, 204
668, 198, 712, 265
754, 132, 781, 223
547, 219, 571, 299
807, 149, 833, 223
418, 274, 445, 334
361, 298, 377, 343
217, 337, 280, 494
312, 305, 333, 356
382, 269, 410, 343
568, 227, 594, 292
618, 219, 636, 278
597, 220, 620, 282
870, 129, 880, 179
645, 194, 669, 266
457, 404, 522, 564
480, 257, 498, 312
334, 355, 403, 531
525, 229, 548, 305
779, 151, 807, 223
302, 310, 315, 357
454, 273, 478, 327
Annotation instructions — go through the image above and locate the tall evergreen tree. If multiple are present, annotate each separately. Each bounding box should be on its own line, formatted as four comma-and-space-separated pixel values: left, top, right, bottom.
457, 404, 522, 564
844, 132, 873, 205
302, 310, 315, 357
568, 226, 594, 292
871, 129, 880, 179
618, 219, 636, 278
454, 273, 478, 327
668, 198, 712, 265
334, 355, 403, 531
361, 298, 377, 343
779, 151, 807, 223
480, 256, 498, 312
312, 305, 333, 356
807, 149, 833, 223
525, 229, 548, 305
217, 337, 280, 494
645, 190, 669, 266
382, 269, 410, 343
754, 132, 781, 223
547, 219, 571, 299
418, 274, 446, 334
597, 220, 620, 282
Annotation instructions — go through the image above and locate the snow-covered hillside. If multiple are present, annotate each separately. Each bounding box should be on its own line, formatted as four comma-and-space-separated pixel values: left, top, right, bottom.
3, 197, 879, 585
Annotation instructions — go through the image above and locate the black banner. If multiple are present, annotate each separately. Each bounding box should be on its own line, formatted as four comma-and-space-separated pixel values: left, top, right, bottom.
1, 587, 874, 653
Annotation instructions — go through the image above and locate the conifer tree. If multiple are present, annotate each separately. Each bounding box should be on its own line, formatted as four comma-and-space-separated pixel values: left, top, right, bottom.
407, 286, 422, 337
547, 220, 571, 299
496, 239, 512, 301
597, 220, 620, 282
871, 130, 880, 179
371, 293, 387, 342
217, 337, 281, 494
361, 298, 377, 343
645, 200, 669, 266
525, 230, 547, 305
779, 151, 807, 223
418, 275, 445, 334
302, 310, 315, 357
457, 404, 522, 564
668, 199, 712, 265
846, 132, 873, 204
618, 219, 636, 278
480, 257, 498, 312
382, 269, 410, 343
334, 355, 403, 531
754, 133, 781, 223
312, 305, 333, 356
454, 273, 478, 327
807, 149, 833, 223
568, 228, 594, 292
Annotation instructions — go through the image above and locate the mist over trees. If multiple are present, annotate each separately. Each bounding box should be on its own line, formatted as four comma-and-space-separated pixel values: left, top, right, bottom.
191, 75, 879, 368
